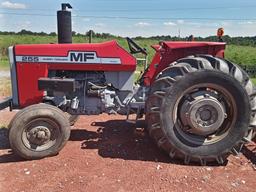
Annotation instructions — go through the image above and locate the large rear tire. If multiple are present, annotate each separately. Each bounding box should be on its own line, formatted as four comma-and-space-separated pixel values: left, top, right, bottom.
9, 104, 71, 159
146, 55, 256, 165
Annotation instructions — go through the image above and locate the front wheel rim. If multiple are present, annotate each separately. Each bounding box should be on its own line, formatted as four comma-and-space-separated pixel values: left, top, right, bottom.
22, 118, 60, 151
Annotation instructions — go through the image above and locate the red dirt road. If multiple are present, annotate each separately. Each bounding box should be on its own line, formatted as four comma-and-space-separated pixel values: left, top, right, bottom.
0, 110, 255, 192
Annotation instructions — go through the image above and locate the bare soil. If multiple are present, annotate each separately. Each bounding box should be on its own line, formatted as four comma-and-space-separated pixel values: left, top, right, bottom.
0, 110, 255, 192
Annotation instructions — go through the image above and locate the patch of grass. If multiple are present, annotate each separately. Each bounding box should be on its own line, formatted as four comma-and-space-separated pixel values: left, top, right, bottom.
0, 124, 8, 129
225, 45, 256, 65
0, 77, 11, 97
250, 78, 256, 85
0, 57, 10, 70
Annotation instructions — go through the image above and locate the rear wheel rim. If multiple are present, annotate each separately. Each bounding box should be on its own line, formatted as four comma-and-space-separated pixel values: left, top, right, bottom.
22, 118, 60, 151
172, 83, 237, 146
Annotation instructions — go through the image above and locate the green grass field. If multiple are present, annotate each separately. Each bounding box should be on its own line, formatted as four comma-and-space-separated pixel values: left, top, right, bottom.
225, 45, 256, 65
251, 78, 256, 84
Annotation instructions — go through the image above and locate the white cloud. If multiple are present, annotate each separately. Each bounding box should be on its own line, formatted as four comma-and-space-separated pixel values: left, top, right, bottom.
177, 20, 185, 24
0, 14, 3, 18
1, 1, 26, 9
95, 23, 105, 27
184, 21, 220, 28
19, 21, 31, 29
163, 21, 177, 26
238, 21, 255, 25
135, 22, 151, 27
247, 21, 254, 24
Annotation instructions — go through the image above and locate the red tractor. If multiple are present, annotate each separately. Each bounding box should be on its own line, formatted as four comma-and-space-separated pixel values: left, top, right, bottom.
1, 4, 255, 165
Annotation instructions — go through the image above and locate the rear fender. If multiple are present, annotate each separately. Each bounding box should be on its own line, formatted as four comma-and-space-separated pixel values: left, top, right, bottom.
142, 41, 226, 85
142, 45, 161, 86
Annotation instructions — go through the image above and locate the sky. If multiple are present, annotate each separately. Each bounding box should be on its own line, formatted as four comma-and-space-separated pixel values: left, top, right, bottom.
0, 0, 256, 37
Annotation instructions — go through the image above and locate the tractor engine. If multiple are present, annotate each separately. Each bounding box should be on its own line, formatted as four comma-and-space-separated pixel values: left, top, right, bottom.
44, 70, 135, 115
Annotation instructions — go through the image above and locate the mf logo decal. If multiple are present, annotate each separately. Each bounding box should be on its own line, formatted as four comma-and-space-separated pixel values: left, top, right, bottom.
16, 51, 121, 64
70, 52, 95, 62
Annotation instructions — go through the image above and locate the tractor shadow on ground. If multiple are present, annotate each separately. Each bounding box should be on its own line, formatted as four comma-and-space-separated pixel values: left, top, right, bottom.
0, 127, 10, 150
73, 120, 223, 166
0, 127, 25, 163
242, 143, 256, 166
2, 120, 250, 166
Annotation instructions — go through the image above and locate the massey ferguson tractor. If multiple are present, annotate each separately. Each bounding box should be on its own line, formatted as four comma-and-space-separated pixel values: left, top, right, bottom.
0, 4, 255, 165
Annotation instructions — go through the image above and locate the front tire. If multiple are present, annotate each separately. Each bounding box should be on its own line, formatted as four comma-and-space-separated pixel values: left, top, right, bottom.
68, 114, 79, 126
146, 55, 255, 165
9, 104, 71, 159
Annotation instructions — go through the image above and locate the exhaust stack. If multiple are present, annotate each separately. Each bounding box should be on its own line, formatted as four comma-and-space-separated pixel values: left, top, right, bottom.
57, 3, 72, 44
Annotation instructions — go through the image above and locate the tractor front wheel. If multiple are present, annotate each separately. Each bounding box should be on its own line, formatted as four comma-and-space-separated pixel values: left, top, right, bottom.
146, 55, 255, 165
67, 114, 79, 126
9, 104, 70, 159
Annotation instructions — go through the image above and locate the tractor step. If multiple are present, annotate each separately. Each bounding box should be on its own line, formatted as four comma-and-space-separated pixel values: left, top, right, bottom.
126, 102, 144, 123
0, 97, 12, 111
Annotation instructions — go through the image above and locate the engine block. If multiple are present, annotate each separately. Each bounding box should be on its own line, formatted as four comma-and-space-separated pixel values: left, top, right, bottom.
46, 70, 135, 115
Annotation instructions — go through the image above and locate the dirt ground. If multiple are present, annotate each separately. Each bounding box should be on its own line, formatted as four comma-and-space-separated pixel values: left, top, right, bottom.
0, 109, 255, 192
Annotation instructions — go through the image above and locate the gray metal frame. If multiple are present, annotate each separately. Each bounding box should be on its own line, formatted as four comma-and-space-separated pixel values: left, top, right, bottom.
104, 71, 134, 91
0, 97, 12, 110
9, 46, 19, 107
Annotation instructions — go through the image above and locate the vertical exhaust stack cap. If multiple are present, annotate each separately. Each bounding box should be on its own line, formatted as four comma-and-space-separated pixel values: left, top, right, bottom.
57, 3, 73, 44
62, 3, 72, 10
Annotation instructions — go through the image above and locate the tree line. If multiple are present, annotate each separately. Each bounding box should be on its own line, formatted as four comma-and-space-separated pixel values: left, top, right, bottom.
0, 30, 116, 39
135, 35, 256, 47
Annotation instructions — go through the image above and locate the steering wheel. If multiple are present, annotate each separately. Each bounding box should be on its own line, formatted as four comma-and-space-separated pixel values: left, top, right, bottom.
126, 37, 147, 55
